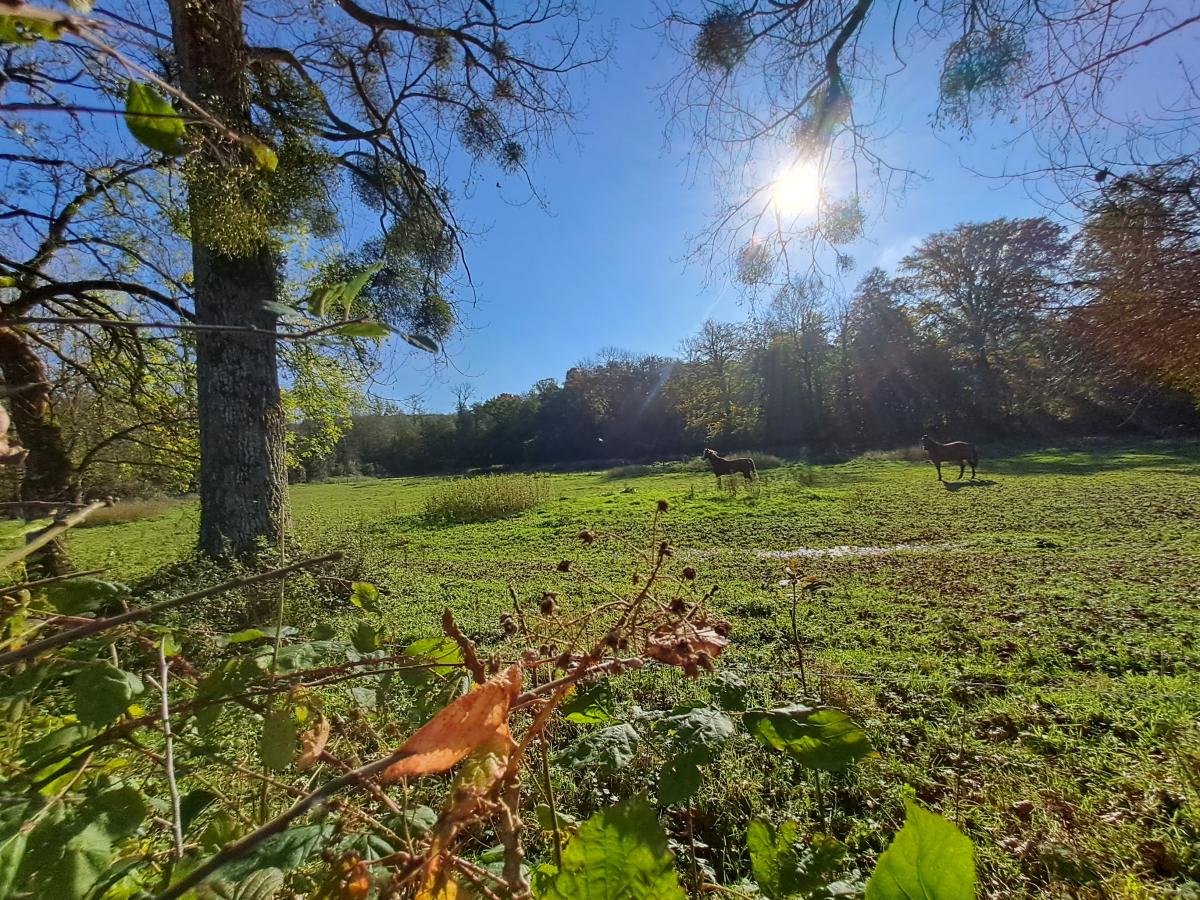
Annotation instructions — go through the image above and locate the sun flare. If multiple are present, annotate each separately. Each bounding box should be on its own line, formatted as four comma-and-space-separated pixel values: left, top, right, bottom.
771, 161, 821, 217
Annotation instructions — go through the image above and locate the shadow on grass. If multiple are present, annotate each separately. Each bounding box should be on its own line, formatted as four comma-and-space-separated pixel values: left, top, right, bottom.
942, 479, 998, 491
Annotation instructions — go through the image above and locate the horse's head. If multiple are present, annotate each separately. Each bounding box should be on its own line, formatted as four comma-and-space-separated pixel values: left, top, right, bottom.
920, 434, 931, 446
702, 448, 716, 460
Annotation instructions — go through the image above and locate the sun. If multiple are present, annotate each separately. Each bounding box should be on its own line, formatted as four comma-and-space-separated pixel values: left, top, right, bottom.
771, 161, 821, 217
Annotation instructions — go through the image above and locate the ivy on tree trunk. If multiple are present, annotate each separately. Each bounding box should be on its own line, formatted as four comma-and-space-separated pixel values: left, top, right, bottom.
167, 0, 286, 558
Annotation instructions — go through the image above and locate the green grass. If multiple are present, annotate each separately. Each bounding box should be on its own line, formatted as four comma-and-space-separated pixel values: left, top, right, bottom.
12, 440, 1200, 897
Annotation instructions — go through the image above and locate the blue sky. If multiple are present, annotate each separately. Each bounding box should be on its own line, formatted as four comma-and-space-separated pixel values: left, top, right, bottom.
373, 2, 1180, 412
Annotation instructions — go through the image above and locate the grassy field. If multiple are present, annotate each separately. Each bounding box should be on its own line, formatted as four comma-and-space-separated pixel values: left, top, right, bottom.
12, 440, 1200, 897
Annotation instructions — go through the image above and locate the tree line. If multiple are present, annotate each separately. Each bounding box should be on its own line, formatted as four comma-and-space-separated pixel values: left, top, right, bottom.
308, 205, 1200, 478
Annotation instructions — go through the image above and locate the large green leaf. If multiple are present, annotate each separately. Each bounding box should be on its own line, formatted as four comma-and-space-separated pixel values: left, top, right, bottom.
655, 704, 734, 763
351, 621, 383, 654
557, 723, 640, 773
744, 706, 876, 772
538, 797, 686, 899
124, 81, 187, 155
657, 755, 701, 807
866, 801, 975, 900
45, 578, 129, 615
748, 819, 846, 899
207, 867, 285, 900
561, 681, 615, 725
72, 662, 143, 727
260, 708, 297, 772
21, 785, 145, 899
217, 823, 334, 881
0, 829, 27, 899
399, 332, 441, 354
336, 321, 392, 340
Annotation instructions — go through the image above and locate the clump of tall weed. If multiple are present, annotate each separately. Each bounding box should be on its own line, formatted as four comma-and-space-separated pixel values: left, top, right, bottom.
76, 497, 182, 527
422, 473, 548, 523
859, 444, 926, 462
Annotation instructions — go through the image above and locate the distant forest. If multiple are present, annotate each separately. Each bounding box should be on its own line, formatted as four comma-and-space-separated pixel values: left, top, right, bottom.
300, 212, 1200, 479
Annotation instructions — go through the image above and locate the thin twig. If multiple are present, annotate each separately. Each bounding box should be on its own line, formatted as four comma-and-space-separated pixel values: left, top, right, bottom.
1, 567, 105, 592
0, 551, 344, 669
442, 607, 486, 682
0, 500, 108, 570
153, 639, 184, 860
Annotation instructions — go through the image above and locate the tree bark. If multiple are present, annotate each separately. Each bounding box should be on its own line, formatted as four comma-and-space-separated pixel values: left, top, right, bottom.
0, 326, 73, 573
168, 0, 286, 558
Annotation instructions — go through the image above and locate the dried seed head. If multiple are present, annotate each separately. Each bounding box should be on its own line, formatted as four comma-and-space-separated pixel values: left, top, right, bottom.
556, 560, 573, 572
501, 614, 518, 635
604, 631, 620, 648
522, 648, 538, 663
538, 644, 551, 657
681, 566, 697, 580
669, 597, 688, 614
658, 541, 673, 558
540, 592, 558, 615
713, 620, 731, 637
617, 636, 629, 650
554, 652, 572, 670
577, 529, 596, 545
657, 499, 670, 512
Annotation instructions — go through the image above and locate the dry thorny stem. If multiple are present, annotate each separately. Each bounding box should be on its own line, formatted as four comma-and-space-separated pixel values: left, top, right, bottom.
2, 506, 730, 898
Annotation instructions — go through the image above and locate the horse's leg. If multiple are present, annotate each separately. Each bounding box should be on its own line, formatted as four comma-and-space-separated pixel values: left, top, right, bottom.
958, 459, 965, 480
935, 460, 942, 481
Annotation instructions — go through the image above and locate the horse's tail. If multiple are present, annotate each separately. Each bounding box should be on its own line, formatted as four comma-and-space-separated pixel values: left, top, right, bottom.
969, 444, 979, 466
749, 459, 758, 478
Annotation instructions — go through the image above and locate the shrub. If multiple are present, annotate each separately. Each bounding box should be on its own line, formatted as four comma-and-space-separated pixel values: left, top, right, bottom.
422, 473, 548, 523
859, 444, 926, 462
76, 497, 183, 527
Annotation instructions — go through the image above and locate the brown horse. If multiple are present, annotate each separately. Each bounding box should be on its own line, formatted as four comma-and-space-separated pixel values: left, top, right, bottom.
703, 448, 757, 481
921, 434, 978, 481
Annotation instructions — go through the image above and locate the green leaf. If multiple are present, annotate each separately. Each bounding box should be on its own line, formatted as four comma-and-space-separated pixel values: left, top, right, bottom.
748, 819, 846, 900
336, 321, 392, 340
351, 621, 383, 653
0, 11, 69, 45
21, 785, 145, 899
72, 662, 143, 727
657, 755, 701, 807
350, 582, 381, 612
399, 332, 441, 354
339, 262, 384, 317
44, 578, 129, 615
217, 626, 297, 646
247, 140, 278, 172
212, 867, 285, 900
0, 276, 17, 289
535, 804, 579, 832
655, 704, 734, 763
20, 723, 90, 767
561, 680, 614, 725
404, 636, 463, 676
0, 829, 27, 899
712, 671, 749, 712
744, 706, 876, 772
262, 300, 300, 319
557, 723, 640, 773
306, 261, 383, 318
179, 789, 218, 835
866, 801, 975, 900
124, 81, 187, 155
260, 708, 297, 772
217, 824, 333, 881
539, 797, 686, 899
389, 805, 437, 837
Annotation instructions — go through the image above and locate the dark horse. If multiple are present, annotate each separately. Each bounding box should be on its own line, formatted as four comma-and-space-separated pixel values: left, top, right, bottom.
922, 434, 978, 481
703, 448, 757, 481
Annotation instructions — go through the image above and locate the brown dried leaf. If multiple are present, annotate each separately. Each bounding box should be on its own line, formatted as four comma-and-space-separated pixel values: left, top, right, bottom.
296, 714, 331, 772
645, 617, 730, 674
381, 664, 521, 781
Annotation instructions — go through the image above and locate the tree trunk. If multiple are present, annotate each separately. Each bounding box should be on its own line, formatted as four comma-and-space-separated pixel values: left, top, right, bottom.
168, 0, 286, 558
0, 326, 73, 573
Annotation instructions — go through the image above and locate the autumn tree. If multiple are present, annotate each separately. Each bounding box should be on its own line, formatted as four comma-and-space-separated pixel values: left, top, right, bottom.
899, 217, 1066, 422
1072, 163, 1200, 398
